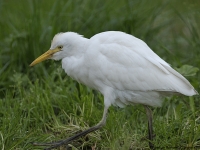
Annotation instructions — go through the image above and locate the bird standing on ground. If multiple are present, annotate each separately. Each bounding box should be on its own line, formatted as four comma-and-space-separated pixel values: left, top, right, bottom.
30, 31, 198, 149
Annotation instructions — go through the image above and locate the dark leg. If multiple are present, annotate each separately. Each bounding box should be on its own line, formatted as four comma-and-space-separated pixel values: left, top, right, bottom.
144, 105, 154, 149
32, 106, 109, 150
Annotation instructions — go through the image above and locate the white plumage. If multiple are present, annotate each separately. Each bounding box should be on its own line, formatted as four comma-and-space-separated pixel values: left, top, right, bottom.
51, 31, 197, 108
30, 31, 198, 149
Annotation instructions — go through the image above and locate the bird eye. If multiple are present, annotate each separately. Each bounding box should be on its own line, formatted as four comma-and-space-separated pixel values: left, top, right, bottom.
58, 46, 63, 49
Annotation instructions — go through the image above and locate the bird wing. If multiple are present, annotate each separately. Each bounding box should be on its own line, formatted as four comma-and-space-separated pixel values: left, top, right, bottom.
86, 31, 197, 96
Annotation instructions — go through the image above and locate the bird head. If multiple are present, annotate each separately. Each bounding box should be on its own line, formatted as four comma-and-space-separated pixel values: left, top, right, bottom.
30, 32, 86, 67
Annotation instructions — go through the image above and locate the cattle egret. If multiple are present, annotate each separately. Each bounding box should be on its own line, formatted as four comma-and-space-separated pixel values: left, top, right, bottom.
30, 31, 198, 149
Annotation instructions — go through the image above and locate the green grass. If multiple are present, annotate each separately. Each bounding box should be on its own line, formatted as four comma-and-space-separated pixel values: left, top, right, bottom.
0, 0, 200, 149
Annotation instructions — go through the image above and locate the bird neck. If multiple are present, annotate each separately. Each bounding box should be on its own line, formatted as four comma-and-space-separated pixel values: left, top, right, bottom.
61, 55, 86, 83
61, 36, 88, 82
68, 37, 89, 57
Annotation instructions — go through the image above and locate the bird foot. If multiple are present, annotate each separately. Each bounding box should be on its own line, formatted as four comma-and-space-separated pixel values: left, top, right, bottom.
32, 107, 108, 149
140, 134, 156, 141
146, 134, 156, 140
32, 139, 70, 150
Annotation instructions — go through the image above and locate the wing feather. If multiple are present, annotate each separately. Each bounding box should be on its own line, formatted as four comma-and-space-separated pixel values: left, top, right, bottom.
86, 31, 197, 96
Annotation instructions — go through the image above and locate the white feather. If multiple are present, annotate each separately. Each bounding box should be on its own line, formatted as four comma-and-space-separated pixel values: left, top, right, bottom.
51, 31, 198, 108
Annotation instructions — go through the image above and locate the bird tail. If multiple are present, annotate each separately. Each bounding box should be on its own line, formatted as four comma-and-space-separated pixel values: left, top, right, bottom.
164, 65, 198, 96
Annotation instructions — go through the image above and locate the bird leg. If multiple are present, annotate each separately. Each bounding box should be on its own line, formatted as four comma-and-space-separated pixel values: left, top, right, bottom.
32, 106, 109, 150
144, 105, 154, 149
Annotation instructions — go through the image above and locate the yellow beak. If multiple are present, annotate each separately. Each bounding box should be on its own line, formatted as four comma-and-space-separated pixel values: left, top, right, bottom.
30, 48, 60, 66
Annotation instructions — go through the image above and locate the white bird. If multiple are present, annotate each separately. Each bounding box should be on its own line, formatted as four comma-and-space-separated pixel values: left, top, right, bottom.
30, 31, 198, 149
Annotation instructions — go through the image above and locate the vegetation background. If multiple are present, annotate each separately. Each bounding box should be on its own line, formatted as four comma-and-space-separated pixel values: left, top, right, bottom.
0, 0, 200, 149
